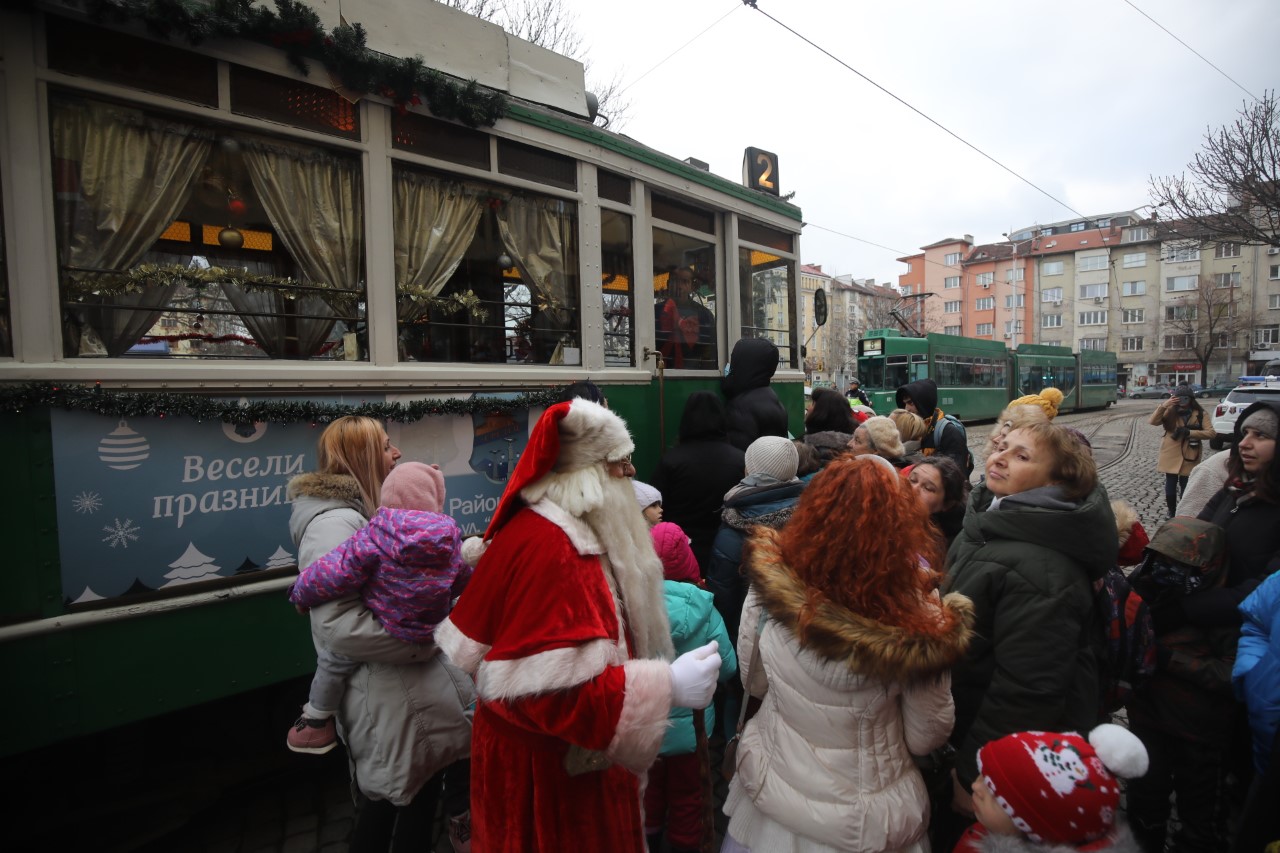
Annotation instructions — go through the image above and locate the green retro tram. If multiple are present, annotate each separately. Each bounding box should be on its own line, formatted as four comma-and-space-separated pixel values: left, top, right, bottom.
0, 1, 804, 756
856, 330, 1117, 419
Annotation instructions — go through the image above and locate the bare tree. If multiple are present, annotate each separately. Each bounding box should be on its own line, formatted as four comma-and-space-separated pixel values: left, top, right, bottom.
441, 0, 630, 127
1160, 275, 1250, 383
1150, 91, 1280, 248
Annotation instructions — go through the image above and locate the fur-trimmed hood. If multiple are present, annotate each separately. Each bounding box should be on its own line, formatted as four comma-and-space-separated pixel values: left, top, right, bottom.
745, 527, 973, 683
287, 472, 368, 553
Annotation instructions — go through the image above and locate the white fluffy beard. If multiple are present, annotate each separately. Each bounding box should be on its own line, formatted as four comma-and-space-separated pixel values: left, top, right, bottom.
523, 467, 674, 661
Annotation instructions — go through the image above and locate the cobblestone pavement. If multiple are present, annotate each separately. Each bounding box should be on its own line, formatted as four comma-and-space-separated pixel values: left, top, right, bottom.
33, 400, 1189, 852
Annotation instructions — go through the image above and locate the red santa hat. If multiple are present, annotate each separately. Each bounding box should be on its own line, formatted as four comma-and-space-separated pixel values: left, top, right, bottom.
978, 724, 1148, 846
482, 398, 634, 542
1112, 500, 1150, 566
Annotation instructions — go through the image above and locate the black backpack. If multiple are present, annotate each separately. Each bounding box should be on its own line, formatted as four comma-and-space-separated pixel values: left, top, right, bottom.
930, 414, 974, 475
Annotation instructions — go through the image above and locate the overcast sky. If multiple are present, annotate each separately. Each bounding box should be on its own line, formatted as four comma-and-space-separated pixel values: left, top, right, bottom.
564, 0, 1278, 284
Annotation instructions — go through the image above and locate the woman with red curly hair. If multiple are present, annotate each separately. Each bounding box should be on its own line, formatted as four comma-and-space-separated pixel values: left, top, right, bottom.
720, 455, 974, 853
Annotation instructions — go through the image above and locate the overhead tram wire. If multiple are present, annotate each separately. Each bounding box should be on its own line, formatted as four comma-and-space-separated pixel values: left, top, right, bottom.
614, 2, 743, 98
740, 1, 1086, 221
1119, 0, 1259, 101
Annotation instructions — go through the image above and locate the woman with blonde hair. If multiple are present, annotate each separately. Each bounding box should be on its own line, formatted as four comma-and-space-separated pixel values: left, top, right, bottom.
288, 416, 474, 852
939, 422, 1116, 848
890, 408, 928, 455
722, 455, 974, 853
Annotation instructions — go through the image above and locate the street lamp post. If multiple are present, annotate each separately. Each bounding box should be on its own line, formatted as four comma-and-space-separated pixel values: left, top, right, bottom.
1226, 263, 1236, 381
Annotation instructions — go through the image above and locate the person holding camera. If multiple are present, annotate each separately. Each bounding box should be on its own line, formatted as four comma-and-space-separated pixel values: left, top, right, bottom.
1150, 385, 1215, 518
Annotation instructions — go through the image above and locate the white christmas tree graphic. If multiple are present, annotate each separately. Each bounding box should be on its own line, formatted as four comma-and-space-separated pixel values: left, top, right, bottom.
102, 518, 141, 548
73, 491, 103, 514
265, 546, 295, 570
162, 542, 222, 586
72, 587, 103, 604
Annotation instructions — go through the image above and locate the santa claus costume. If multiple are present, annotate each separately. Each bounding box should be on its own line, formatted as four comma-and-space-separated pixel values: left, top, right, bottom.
437, 399, 678, 853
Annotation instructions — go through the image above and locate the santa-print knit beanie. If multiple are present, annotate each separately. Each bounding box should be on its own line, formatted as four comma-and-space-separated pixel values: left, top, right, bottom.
381, 461, 446, 513
651, 521, 700, 584
745, 436, 799, 481
633, 480, 663, 510
977, 724, 1149, 846
860, 416, 906, 459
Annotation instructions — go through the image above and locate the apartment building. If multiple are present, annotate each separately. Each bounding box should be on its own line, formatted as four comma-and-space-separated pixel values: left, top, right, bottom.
899, 211, 1278, 387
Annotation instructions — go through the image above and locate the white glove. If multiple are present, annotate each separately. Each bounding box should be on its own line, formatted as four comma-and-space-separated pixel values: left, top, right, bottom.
669, 641, 722, 709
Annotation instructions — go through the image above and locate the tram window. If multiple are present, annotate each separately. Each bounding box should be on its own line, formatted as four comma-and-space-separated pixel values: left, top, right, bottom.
230, 65, 360, 140
653, 194, 716, 235
394, 165, 580, 365
497, 139, 576, 191
392, 111, 490, 170
858, 356, 884, 389
738, 220, 794, 254
973, 358, 991, 387
52, 93, 364, 359
738, 248, 796, 368
653, 228, 716, 369
884, 355, 910, 389
598, 170, 632, 205
0, 168, 9, 357
47, 19, 218, 107
602, 210, 634, 366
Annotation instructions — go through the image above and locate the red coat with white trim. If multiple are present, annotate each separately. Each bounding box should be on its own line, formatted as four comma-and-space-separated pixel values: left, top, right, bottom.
436, 499, 673, 853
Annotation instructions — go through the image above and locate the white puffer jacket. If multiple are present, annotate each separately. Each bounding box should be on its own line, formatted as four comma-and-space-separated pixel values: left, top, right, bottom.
724, 530, 973, 853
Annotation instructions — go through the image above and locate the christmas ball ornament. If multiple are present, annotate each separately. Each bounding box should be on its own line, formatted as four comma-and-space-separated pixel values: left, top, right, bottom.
218, 227, 244, 250
227, 198, 247, 216
98, 419, 151, 470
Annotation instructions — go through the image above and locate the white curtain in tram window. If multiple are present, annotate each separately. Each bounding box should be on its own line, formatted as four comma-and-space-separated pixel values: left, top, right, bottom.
393, 171, 483, 323
218, 256, 336, 358
495, 195, 576, 329
241, 138, 362, 318
50, 98, 212, 355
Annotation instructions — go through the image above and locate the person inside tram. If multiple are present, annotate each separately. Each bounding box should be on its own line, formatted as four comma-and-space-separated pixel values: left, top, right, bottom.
654, 265, 715, 369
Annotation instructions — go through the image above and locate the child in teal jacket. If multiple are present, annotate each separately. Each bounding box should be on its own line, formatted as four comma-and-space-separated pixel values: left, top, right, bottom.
645, 520, 737, 853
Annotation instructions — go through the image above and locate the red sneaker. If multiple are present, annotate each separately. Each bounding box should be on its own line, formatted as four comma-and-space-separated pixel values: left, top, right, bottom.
286, 714, 337, 755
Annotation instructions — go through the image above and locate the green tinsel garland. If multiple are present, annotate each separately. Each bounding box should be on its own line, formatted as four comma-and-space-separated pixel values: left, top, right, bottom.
76, 0, 507, 128
69, 263, 490, 319
0, 382, 568, 423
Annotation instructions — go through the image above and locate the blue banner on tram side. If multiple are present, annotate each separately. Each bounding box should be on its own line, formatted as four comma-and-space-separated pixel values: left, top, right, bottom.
50, 395, 539, 606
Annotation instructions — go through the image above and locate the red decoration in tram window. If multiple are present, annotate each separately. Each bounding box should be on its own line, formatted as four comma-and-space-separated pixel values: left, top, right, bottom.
227, 197, 247, 217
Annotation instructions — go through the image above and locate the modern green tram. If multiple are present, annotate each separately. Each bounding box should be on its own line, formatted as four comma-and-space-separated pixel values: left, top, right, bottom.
0, 3, 805, 758
856, 330, 1117, 419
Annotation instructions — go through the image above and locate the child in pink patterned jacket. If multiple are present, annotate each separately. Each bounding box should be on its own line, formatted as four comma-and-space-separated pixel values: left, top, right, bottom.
286, 461, 471, 755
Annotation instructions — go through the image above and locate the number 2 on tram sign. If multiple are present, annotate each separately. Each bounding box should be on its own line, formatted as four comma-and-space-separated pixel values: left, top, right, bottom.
743, 147, 779, 195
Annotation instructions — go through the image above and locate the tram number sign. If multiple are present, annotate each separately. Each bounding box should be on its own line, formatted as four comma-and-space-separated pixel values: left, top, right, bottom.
743, 147, 779, 195
859, 340, 883, 356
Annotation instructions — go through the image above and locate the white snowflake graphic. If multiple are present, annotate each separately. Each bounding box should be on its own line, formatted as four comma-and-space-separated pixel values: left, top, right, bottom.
102, 518, 141, 549
73, 491, 103, 514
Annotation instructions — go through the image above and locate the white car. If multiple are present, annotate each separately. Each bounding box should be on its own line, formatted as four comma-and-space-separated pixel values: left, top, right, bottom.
1209, 378, 1280, 449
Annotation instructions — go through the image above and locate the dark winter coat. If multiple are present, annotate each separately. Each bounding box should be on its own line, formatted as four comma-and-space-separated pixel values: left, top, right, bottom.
943, 482, 1116, 786
1191, 399, 1280, 626
1127, 519, 1237, 746
722, 337, 789, 451
706, 476, 804, 646
896, 378, 969, 472
650, 439, 745, 574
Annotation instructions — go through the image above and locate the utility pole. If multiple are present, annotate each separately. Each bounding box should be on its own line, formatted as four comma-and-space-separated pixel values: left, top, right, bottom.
1226, 263, 1236, 381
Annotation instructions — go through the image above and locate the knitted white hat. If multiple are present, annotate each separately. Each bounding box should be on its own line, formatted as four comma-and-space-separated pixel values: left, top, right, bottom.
860, 416, 906, 459
745, 436, 799, 481
632, 480, 662, 509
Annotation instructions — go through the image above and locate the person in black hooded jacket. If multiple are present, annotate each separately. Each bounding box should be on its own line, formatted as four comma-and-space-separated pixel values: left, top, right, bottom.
722, 337, 789, 451
650, 391, 747, 574
897, 377, 969, 473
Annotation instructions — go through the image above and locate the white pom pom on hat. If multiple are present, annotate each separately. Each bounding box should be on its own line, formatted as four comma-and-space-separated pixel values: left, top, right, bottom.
461, 536, 488, 567
1089, 723, 1149, 779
